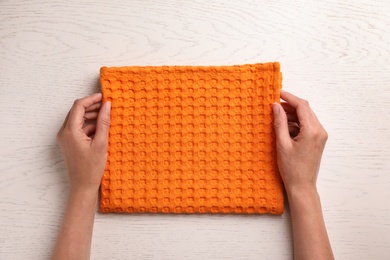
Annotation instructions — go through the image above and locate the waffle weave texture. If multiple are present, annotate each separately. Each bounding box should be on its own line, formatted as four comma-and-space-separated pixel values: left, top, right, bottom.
100, 62, 284, 214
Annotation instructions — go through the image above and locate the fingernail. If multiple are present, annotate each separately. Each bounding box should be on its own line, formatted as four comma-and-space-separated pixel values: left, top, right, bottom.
272, 103, 280, 115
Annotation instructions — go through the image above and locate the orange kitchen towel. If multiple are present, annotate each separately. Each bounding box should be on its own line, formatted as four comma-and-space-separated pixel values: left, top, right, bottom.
100, 62, 284, 214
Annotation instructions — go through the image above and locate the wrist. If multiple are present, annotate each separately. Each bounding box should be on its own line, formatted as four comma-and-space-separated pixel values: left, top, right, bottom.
287, 186, 323, 222
286, 185, 319, 204
69, 185, 99, 203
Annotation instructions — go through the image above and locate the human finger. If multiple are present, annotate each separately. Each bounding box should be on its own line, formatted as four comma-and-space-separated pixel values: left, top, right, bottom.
288, 122, 300, 138
280, 90, 303, 107
280, 101, 299, 124
272, 103, 291, 147
286, 112, 299, 123
280, 90, 315, 127
84, 111, 99, 121
67, 93, 102, 129
280, 102, 296, 114
86, 102, 102, 112
82, 123, 97, 137
93, 101, 111, 148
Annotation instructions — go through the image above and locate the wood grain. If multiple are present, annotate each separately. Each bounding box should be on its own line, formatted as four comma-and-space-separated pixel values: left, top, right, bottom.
1, 0, 390, 259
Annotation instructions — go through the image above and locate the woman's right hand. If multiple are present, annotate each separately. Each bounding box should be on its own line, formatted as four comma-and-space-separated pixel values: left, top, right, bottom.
272, 90, 328, 195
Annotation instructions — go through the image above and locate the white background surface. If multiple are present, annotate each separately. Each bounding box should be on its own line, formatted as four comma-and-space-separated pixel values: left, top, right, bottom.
1, 0, 390, 259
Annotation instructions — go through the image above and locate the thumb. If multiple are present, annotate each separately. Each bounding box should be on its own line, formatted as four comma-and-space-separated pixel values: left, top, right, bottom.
94, 101, 111, 148
272, 103, 291, 147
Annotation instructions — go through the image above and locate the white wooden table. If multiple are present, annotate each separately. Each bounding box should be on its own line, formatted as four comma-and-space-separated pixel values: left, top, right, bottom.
1, 1, 389, 259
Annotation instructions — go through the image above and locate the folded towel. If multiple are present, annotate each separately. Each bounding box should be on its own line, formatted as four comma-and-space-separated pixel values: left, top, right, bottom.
100, 62, 284, 214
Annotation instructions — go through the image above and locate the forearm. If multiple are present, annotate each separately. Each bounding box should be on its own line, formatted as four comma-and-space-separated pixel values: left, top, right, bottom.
287, 187, 334, 260
52, 188, 98, 260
